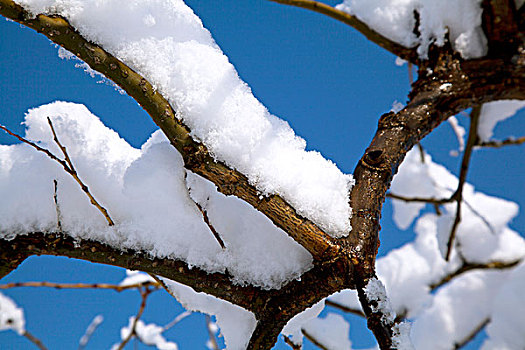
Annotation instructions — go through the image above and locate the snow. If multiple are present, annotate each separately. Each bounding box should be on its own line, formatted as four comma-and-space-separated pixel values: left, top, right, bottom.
282, 300, 325, 345
119, 270, 156, 287
478, 100, 525, 141
15, 0, 353, 238
410, 270, 507, 349
365, 277, 395, 323
447, 116, 465, 156
482, 261, 525, 350
336, 0, 488, 59
0, 292, 25, 335
302, 313, 352, 350
0, 102, 313, 289
116, 317, 178, 350
162, 278, 256, 350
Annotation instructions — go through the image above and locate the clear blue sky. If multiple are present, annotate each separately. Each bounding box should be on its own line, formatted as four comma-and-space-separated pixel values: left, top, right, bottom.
0, 1, 523, 349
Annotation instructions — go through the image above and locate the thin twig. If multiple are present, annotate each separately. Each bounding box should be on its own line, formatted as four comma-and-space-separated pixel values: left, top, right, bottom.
0, 120, 114, 226
445, 105, 481, 261
116, 287, 152, 350
0, 281, 159, 291
23, 330, 48, 350
53, 179, 62, 232
194, 201, 226, 249
162, 310, 191, 332
283, 335, 302, 350
386, 192, 452, 205
267, 0, 418, 63
454, 318, 490, 349
476, 136, 525, 148
325, 299, 365, 317
302, 329, 329, 350
430, 259, 520, 290
205, 314, 219, 350
78, 315, 103, 350
47, 117, 115, 226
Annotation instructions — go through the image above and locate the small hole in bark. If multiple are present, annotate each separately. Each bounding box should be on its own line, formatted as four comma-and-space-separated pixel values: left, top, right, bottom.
366, 150, 383, 165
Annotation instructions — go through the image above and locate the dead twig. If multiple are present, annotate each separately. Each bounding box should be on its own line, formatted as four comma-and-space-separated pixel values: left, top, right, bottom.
194, 201, 226, 249
115, 286, 153, 350
445, 105, 481, 261
283, 335, 302, 350
455, 318, 490, 349
302, 329, 329, 350
53, 179, 62, 232
476, 136, 525, 148
78, 315, 103, 350
47, 117, 114, 226
162, 310, 191, 332
266, 0, 418, 63
430, 259, 521, 291
0, 281, 159, 291
205, 314, 220, 350
0, 120, 114, 226
325, 299, 365, 317
23, 330, 48, 350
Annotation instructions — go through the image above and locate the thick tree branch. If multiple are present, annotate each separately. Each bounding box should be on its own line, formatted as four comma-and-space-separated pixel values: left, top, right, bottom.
0, 0, 340, 263
0, 232, 264, 312
482, 0, 520, 55
266, 0, 418, 64
342, 42, 525, 348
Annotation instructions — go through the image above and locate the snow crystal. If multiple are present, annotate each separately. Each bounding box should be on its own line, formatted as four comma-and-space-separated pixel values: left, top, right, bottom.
302, 313, 352, 350
0, 292, 25, 335
336, 0, 487, 59
162, 279, 256, 350
15, 0, 353, 237
478, 100, 525, 141
0, 102, 313, 289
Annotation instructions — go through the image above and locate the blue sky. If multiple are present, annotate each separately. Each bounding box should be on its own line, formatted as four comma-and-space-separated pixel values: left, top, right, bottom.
0, 1, 524, 349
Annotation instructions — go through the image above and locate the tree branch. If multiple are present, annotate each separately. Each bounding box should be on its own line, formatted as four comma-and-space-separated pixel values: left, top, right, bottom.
116, 286, 152, 350
455, 318, 490, 349
0, 281, 158, 291
445, 105, 481, 260
23, 330, 48, 350
476, 136, 525, 148
302, 329, 329, 350
343, 43, 525, 348
266, 0, 418, 63
325, 299, 365, 317
0, 0, 340, 262
430, 259, 521, 291
0, 232, 264, 312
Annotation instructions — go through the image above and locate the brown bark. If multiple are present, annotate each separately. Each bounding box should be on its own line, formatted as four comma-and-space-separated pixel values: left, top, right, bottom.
0, 0, 524, 349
